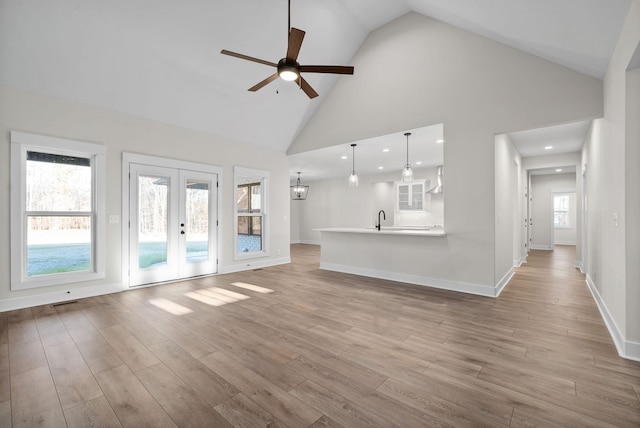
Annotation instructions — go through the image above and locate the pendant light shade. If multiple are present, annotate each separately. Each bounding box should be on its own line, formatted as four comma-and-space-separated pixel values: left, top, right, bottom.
290, 172, 309, 200
401, 132, 413, 182
348, 143, 359, 187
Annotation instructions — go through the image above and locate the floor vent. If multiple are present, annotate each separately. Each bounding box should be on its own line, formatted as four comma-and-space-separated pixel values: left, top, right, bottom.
52, 300, 78, 307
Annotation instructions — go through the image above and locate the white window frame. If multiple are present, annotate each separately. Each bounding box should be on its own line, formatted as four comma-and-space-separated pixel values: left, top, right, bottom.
234, 166, 269, 260
553, 193, 572, 229
10, 131, 106, 290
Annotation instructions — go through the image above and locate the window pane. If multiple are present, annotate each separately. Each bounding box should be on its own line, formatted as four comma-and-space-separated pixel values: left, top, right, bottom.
237, 186, 249, 213
138, 175, 168, 268
238, 216, 249, 235
27, 215, 91, 276
238, 216, 262, 253
250, 184, 261, 213
186, 180, 209, 263
251, 216, 262, 236
26, 151, 92, 211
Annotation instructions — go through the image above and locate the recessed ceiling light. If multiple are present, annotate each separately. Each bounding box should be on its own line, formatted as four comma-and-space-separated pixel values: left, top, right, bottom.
436, 139, 444, 144
556, 168, 562, 172
544, 146, 553, 150
378, 166, 384, 170
341, 155, 348, 160
382, 148, 390, 153
416, 161, 423, 165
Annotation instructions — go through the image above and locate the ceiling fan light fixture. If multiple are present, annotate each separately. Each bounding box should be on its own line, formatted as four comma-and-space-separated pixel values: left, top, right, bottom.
278, 59, 300, 81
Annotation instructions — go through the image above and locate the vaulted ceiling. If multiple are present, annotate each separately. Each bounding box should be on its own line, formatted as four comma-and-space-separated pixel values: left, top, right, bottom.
0, 0, 632, 153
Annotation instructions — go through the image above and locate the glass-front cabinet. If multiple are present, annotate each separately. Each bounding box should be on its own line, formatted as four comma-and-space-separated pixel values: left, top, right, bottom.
396, 179, 426, 211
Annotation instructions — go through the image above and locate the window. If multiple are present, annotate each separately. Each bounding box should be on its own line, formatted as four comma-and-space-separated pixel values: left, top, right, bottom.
11, 132, 105, 290
234, 167, 268, 259
554, 194, 571, 229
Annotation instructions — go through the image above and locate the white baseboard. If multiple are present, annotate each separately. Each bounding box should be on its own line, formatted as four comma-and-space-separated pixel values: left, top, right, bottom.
585, 274, 640, 362
220, 257, 291, 274
555, 241, 576, 246
574, 261, 584, 273
495, 268, 514, 297
319, 262, 499, 297
299, 240, 320, 245
0, 282, 127, 312
530, 245, 553, 250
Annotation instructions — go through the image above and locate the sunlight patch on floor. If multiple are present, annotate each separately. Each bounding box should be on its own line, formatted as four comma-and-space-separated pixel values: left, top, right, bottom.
231, 282, 274, 293
184, 287, 250, 307
148, 298, 193, 315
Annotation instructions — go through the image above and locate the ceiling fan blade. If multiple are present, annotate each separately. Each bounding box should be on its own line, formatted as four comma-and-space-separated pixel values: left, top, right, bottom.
248, 73, 279, 92
286, 28, 305, 61
299, 65, 354, 74
298, 76, 319, 99
220, 50, 277, 68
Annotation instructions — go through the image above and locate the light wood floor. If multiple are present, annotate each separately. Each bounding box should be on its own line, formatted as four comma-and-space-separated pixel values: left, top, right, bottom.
1, 244, 639, 427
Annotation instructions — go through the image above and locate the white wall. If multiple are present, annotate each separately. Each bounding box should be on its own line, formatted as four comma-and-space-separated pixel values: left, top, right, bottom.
494, 133, 522, 284
529, 174, 577, 249
0, 85, 291, 310
289, 12, 602, 289
292, 166, 443, 244
581, 0, 640, 358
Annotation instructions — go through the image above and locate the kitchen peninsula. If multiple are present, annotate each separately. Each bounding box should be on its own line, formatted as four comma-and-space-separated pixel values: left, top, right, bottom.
314, 227, 498, 297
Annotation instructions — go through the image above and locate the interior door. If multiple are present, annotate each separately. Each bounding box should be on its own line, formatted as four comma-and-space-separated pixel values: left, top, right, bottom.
129, 164, 217, 286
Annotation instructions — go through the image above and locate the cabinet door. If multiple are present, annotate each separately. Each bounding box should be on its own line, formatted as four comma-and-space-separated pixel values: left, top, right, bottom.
396, 180, 425, 211
398, 184, 411, 210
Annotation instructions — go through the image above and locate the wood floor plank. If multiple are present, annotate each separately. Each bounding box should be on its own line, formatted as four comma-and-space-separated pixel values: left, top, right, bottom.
136, 362, 233, 428
44, 341, 103, 410
10, 366, 66, 428
147, 340, 239, 407
64, 396, 122, 428
290, 379, 397, 428
67, 325, 125, 375
201, 351, 322, 428
99, 324, 160, 372
8, 338, 47, 376
285, 355, 443, 428
95, 365, 177, 428
214, 393, 287, 428
0, 401, 11, 428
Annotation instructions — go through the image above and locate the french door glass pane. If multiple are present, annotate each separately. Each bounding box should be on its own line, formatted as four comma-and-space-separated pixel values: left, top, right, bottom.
26, 215, 92, 276
186, 180, 209, 263
138, 175, 168, 268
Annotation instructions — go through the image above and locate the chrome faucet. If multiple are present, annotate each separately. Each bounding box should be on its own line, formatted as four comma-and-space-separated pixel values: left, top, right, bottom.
376, 210, 386, 230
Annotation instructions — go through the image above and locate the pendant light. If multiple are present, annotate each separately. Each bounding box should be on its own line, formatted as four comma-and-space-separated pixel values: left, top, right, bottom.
401, 132, 413, 182
348, 143, 359, 187
290, 172, 309, 200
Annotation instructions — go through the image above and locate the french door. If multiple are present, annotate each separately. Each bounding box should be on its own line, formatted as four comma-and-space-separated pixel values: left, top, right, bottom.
129, 163, 217, 286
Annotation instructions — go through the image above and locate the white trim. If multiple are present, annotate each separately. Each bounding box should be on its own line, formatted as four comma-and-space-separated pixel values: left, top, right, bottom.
0, 282, 126, 312
10, 131, 106, 290
122, 152, 223, 287
574, 261, 584, 273
554, 240, 576, 245
298, 240, 321, 245
220, 257, 291, 274
585, 275, 640, 362
495, 268, 514, 297
319, 262, 499, 297
530, 245, 553, 250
